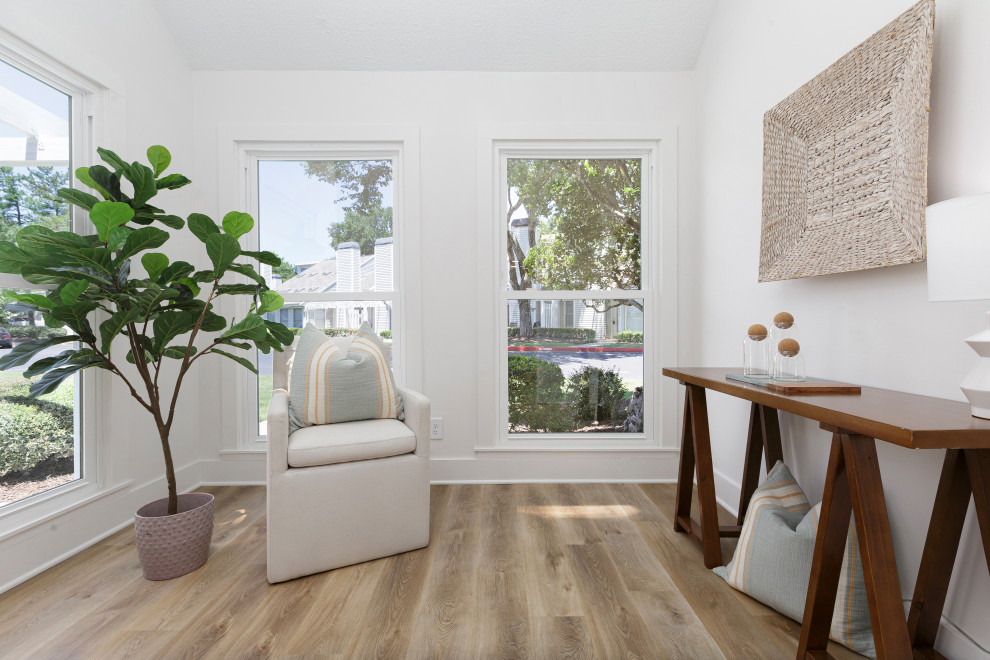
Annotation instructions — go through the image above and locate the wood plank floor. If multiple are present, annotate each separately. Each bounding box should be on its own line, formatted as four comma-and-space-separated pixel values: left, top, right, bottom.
0, 484, 863, 659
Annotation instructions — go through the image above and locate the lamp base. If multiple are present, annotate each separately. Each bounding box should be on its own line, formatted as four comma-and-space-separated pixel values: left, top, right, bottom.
960, 312, 990, 419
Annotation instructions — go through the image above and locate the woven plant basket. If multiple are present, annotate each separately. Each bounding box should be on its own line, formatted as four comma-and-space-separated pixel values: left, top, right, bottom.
134, 492, 214, 580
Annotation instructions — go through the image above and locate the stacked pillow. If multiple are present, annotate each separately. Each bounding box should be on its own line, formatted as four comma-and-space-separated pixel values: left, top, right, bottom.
714, 461, 876, 658
287, 323, 403, 435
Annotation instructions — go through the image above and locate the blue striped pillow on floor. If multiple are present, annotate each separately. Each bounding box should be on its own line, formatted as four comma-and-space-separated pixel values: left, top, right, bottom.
714, 461, 876, 658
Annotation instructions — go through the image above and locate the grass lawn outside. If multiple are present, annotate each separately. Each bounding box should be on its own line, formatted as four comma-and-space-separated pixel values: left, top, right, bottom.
258, 374, 273, 422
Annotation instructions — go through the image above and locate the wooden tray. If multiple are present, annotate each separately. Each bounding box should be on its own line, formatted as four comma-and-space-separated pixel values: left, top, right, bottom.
726, 373, 861, 394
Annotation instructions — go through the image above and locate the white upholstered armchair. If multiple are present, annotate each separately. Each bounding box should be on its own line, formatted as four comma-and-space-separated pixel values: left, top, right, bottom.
266, 339, 430, 583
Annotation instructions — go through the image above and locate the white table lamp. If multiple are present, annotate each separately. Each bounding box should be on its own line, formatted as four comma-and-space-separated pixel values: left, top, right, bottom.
927, 192, 990, 418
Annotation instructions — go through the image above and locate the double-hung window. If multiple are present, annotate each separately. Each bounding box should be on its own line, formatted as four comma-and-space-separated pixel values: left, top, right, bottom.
220, 130, 419, 448
0, 47, 104, 510
479, 131, 677, 452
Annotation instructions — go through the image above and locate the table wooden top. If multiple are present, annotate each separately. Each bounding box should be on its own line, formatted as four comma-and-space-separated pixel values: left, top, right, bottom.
663, 367, 990, 450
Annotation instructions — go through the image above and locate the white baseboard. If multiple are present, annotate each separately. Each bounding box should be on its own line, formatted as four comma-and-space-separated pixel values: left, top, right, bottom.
429, 454, 680, 483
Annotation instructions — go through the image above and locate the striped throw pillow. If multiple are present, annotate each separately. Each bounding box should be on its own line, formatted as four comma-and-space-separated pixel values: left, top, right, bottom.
287, 323, 403, 435
714, 461, 876, 658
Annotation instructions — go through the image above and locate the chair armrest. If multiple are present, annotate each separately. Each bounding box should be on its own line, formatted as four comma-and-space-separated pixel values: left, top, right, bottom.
397, 385, 430, 457
267, 388, 290, 478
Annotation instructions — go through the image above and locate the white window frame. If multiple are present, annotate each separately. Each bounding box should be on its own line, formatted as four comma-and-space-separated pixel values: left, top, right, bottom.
476, 124, 678, 453
216, 126, 421, 452
0, 29, 121, 530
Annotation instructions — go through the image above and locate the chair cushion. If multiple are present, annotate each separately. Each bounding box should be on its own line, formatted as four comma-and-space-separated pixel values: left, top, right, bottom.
288, 323, 403, 435
287, 418, 416, 468
714, 461, 876, 659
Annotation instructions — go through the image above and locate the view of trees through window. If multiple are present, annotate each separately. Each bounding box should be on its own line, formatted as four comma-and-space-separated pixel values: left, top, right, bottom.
505, 158, 645, 435
255, 158, 395, 435
0, 59, 77, 505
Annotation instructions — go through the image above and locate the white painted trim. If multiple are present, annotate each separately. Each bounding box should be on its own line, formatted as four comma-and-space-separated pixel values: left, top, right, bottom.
215, 125, 422, 451
475, 123, 678, 455
430, 454, 681, 483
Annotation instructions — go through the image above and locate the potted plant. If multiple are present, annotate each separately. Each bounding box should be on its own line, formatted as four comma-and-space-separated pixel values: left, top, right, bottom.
0, 146, 291, 579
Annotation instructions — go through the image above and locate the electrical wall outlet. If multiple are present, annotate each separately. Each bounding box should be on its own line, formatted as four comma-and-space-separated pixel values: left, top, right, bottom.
430, 417, 443, 440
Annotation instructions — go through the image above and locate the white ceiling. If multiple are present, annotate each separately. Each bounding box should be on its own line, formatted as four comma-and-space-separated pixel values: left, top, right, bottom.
149, 0, 718, 72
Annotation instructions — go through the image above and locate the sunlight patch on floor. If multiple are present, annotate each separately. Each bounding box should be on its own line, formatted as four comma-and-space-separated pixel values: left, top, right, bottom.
518, 504, 640, 519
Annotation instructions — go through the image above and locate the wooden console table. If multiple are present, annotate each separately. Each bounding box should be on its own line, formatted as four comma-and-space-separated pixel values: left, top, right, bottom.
662, 367, 990, 660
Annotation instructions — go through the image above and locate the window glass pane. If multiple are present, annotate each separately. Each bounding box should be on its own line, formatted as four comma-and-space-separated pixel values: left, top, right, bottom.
0, 60, 76, 505
0, 291, 77, 506
255, 159, 395, 436
506, 299, 643, 434
505, 159, 641, 294
257, 300, 396, 436
257, 159, 393, 291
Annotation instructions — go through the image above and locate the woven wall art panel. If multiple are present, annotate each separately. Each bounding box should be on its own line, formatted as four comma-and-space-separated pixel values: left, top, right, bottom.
759, 0, 934, 282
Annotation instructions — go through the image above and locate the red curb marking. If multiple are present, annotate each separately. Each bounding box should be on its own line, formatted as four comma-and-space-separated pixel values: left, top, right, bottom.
507, 346, 643, 353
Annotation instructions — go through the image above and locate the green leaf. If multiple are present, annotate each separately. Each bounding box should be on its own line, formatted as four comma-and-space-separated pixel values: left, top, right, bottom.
174, 277, 200, 298
60, 280, 89, 305
218, 339, 251, 350
265, 320, 294, 346
228, 263, 266, 285
205, 233, 241, 276
152, 311, 195, 355
90, 201, 135, 242
50, 302, 98, 343
240, 250, 281, 267
97, 146, 128, 172
99, 307, 138, 354
211, 348, 257, 374
157, 261, 195, 284
188, 213, 220, 243
88, 165, 123, 201
23, 349, 90, 378
15, 225, 90, 252
191, 269, 218, 283
156, 173, 191, 190
125, 349, 153, 365
0, 335, 80, 370
125, 163, 157, 207
75, 167, 109, 198
0, 242, 34, 273
199, 311, 227, 333
220, 314, 267, 342
107, 225, 134, 252
117, 226, 169, 262
70, 248, 116, 275
216, 284, 260, 296
162, 345, 197, 360
257, 290, 284, 315
222, 211, 253, 239
6, 291, 56, 310
147, 145, 171, 177
154, 215, 185, 229
29, 357, 106, 397
142, 252, 169, 281
57, 188, 100, 211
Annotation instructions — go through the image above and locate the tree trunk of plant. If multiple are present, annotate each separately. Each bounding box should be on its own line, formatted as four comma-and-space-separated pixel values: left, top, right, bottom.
158, 425, 178, 515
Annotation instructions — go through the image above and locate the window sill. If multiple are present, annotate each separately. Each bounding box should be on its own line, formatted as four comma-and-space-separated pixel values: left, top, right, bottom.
0, 479, 132, 544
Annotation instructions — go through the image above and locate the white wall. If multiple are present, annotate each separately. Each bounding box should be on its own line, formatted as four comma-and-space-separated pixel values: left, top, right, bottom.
192, 71, 696, 482
690, 0, 990, 656
0, 0, 201, 591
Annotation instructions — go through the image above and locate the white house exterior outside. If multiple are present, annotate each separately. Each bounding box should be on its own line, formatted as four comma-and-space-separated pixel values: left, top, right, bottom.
262, 239, 394, 333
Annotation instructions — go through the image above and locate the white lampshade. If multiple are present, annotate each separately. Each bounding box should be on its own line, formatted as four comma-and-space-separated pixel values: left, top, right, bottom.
927, 192, 990, 302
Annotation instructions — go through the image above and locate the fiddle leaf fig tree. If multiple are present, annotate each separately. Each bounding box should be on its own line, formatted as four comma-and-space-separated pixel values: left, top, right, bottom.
0, 146, 292, 515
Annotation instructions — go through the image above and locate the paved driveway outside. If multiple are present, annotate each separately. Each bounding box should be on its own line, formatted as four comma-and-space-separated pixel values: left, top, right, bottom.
525, 350, 643, 382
